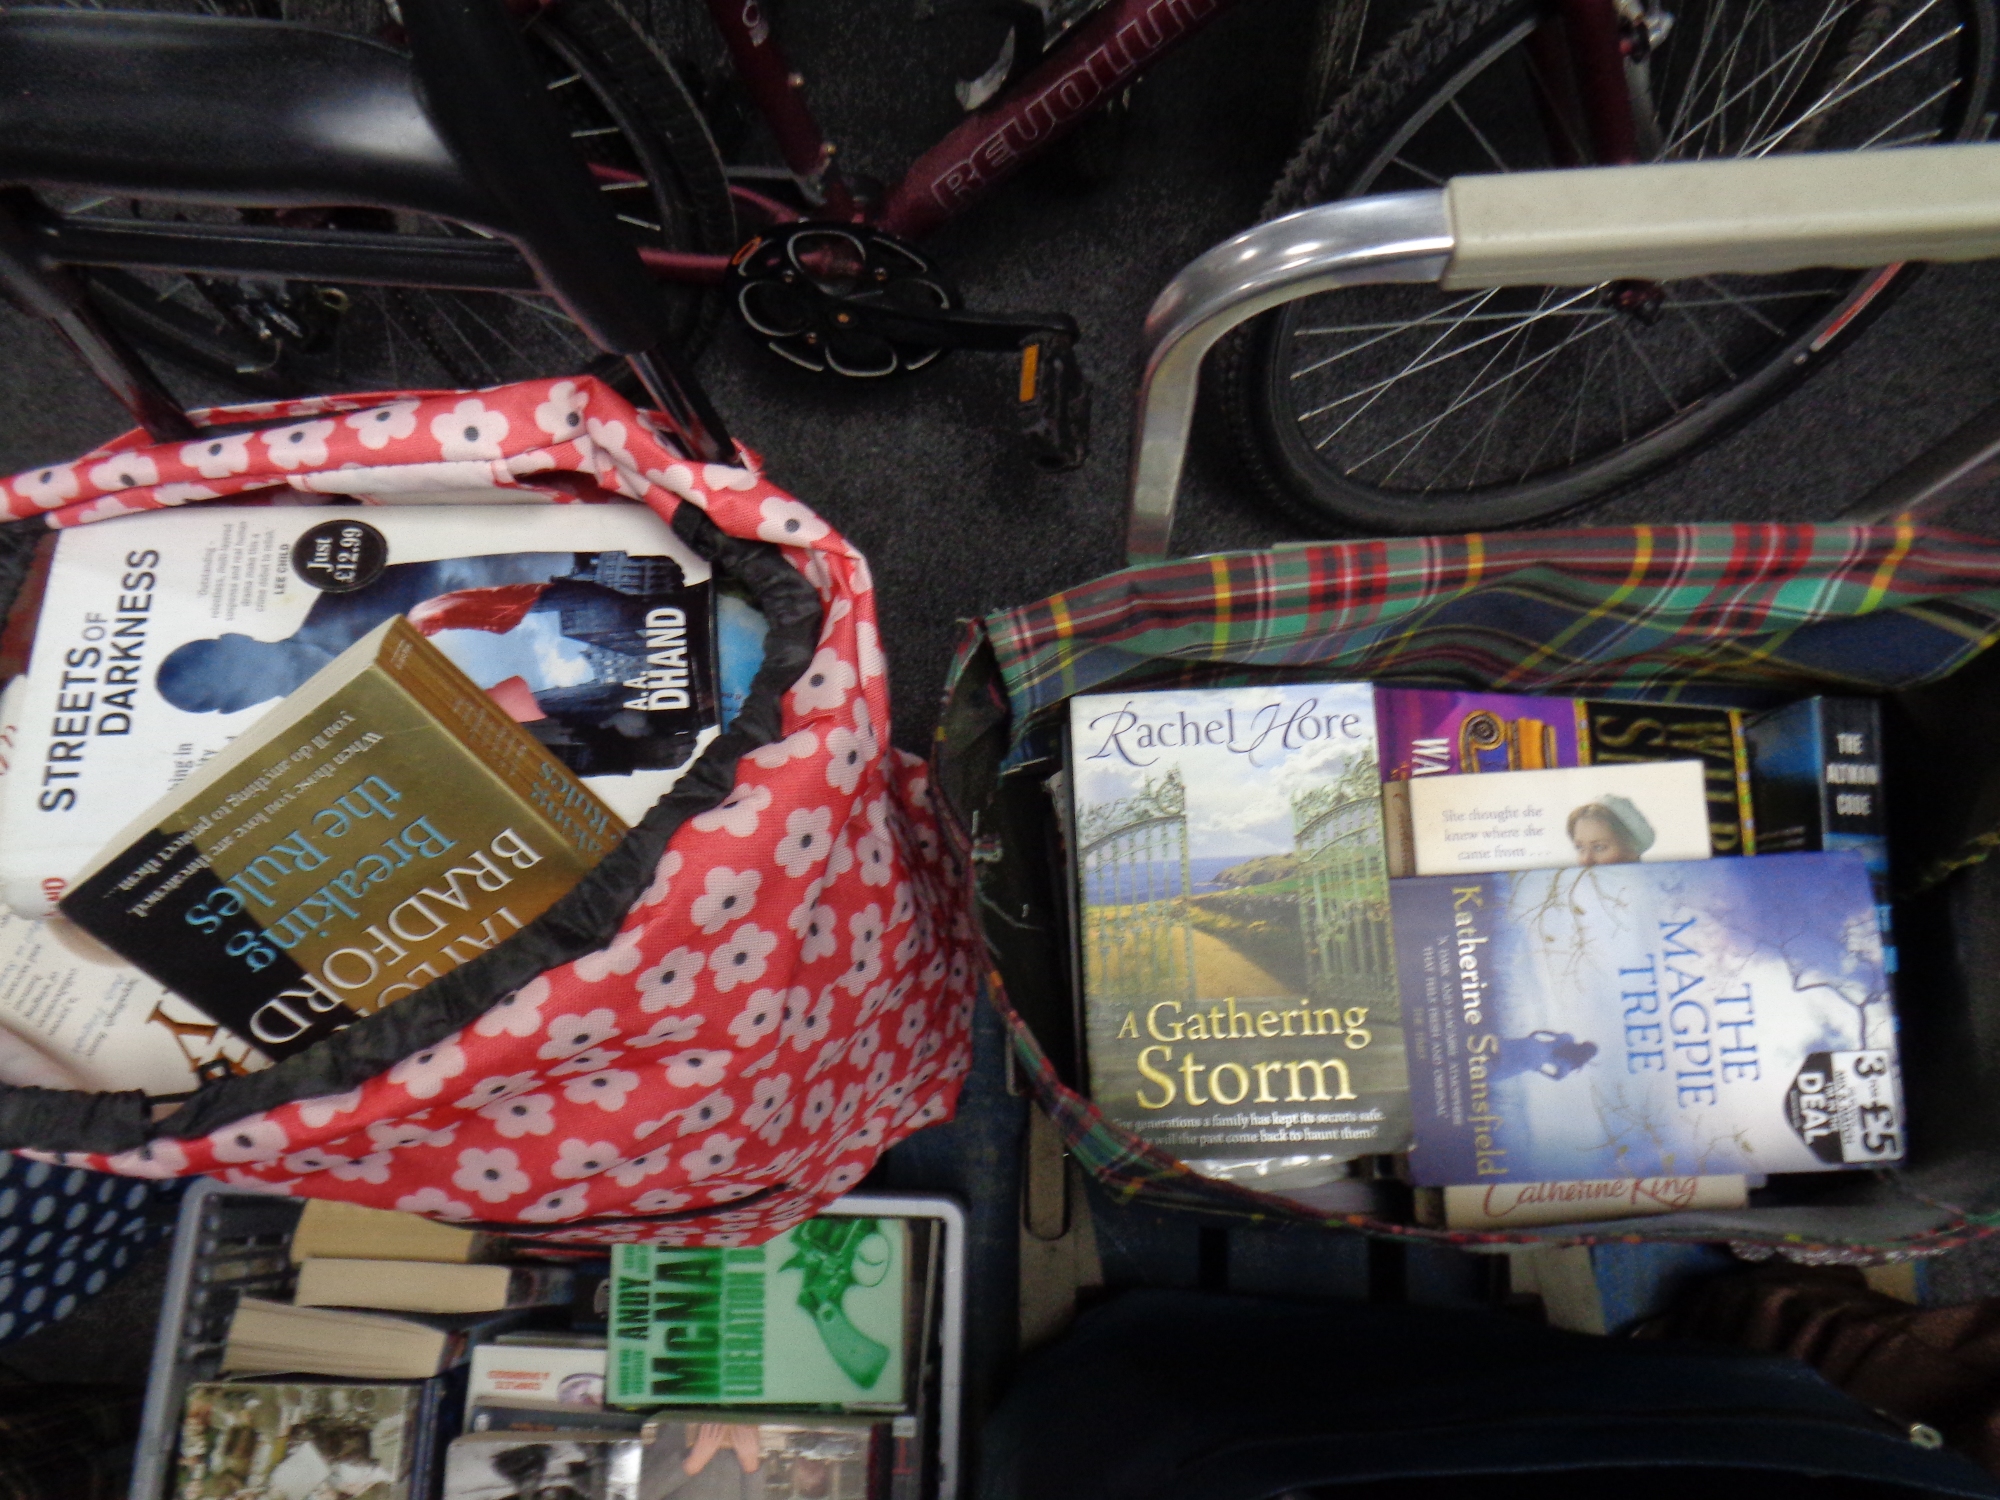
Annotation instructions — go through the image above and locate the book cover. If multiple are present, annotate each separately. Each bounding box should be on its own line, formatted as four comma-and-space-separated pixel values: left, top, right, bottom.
176, 1379, 421, 1500
1583, 701, 1757, 856
1376, 688, 1589, 878
469, 1342, 608, 1410
0, 682, 268, 1091
0, 909, 269, 1092
296, 1260, 576, 1315
59, 617, 625, 1059
1407, 761, 1711, 876
1069, 685, 1410, 1169
1, 504, 735, 917
608, 1219, 908, 1409
1745, 697, 1892, 966
1376, 688, 1587, 779
1394, 851, 1903, 1186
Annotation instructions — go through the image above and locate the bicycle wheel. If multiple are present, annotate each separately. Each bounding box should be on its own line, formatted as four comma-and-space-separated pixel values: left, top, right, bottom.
1222, 0, 1999, 535
52, 0, 734, 397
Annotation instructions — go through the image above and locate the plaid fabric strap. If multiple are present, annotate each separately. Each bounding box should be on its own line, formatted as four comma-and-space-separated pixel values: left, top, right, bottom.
983, 524, 2000, 732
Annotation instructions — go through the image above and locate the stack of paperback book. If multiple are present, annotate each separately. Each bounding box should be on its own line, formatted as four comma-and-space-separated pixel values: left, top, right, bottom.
1062, 682, 1900, 1229
0, 502, 762, 1082
180, 1202, 950, 1500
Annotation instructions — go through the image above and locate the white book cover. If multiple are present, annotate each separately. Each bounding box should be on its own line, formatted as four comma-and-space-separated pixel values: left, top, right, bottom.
1407, 760, 1711, 876
0, 674, 266, 1092
467, 1343, 608, 1413
1, 504, 760, 917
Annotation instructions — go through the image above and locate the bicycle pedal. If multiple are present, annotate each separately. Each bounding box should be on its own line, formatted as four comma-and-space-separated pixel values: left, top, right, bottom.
1016, 332, 1089, 472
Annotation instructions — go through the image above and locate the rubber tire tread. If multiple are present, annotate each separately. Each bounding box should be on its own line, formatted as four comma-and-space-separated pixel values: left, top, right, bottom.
543, 0, 736, 354
1213, 0, 1523, 537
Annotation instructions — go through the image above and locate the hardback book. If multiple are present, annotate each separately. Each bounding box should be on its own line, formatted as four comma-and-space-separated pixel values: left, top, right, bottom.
0, 503, 737, 918
176, 1379, 422, 1500
1068, 684, 1411, 1177
1393, 851, 1903, 1187
1744, 697, 1892, 967
59, 615, 626, 1060
1581, 701, 1757, 856
222, 1296, 533, 1380
468, 1340, 608, 1411
1405, 760, 1711, 876
1414, 1173, 1751, 1230
290, 1199, 496, 1267
607, 1218, 909, 1409
1374, 689, 1756, 871
296, 1259, 576, 1316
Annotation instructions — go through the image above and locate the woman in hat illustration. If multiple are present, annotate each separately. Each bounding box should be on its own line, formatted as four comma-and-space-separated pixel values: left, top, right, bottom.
1566, 794, 1655, 866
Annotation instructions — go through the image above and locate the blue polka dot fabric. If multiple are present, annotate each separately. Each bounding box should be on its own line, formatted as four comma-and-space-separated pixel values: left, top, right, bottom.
0, 1153, 185, 1346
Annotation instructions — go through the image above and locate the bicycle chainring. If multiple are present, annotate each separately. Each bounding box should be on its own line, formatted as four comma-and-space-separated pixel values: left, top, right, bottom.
731, 224, 960, 377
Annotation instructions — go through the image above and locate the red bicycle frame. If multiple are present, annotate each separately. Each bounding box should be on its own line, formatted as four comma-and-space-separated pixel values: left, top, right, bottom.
655, 0, 1642, 283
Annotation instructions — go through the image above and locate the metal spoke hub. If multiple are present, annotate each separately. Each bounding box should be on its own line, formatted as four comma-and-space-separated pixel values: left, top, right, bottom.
731, 223, 959, 377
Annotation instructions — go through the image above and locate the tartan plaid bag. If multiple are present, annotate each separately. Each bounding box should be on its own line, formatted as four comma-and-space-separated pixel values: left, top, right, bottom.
0, 377, 977, 1246
933, 525, 2000, 1257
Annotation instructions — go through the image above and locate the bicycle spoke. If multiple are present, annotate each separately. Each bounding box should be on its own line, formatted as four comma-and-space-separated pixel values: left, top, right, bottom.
1386, 155, 1446, 187
1614, 320, 1684, 413
1671, 298, 1740, 381
1689, 277, 1789, 337
1660, 0, 1731, 147
1733, 0, 1846, 155
1376, 290, 1554, 482
1754, 23, 1963, 154
1664, 0, 1842, 156
1295, 285, 1601, 427
1357, 313, 1620, 482
1290, 288, 1505, 377
1448, 96, 1513, 173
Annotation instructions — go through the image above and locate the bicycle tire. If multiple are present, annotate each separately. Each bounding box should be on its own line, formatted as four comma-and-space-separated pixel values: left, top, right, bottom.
65, 0, 734, 397
1219, 0, 1999, 536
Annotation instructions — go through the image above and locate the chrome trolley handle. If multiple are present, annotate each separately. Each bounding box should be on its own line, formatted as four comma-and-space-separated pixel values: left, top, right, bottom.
1128, 143, 2000, 563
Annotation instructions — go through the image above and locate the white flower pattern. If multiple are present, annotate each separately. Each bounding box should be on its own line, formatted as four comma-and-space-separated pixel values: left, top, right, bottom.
32, 377, 976, 1252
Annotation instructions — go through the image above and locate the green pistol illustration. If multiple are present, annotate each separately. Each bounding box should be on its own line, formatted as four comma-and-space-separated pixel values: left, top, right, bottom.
782, 1217, 893, 1389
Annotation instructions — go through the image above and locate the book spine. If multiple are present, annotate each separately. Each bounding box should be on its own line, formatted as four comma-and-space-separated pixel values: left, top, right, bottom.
467, 1403, 651, 1435
1818, 697, 1885, 843
1441, 1174, 1750, 1229
1816, 698, 1893, 974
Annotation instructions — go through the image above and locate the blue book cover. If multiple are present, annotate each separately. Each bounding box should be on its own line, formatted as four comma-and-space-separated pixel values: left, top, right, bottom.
1395, 851, 1903, 1187
1069, 683, 1411, 1171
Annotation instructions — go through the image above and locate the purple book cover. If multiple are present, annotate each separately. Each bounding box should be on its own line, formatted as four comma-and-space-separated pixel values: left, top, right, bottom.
1376, 689, 1588, 780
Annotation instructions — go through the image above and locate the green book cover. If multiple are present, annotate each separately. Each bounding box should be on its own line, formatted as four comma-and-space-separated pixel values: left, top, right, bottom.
608, 1218, 908, 1409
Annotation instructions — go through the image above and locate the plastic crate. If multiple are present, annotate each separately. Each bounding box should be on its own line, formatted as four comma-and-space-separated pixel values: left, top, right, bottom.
130, 1186, 967, 1500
